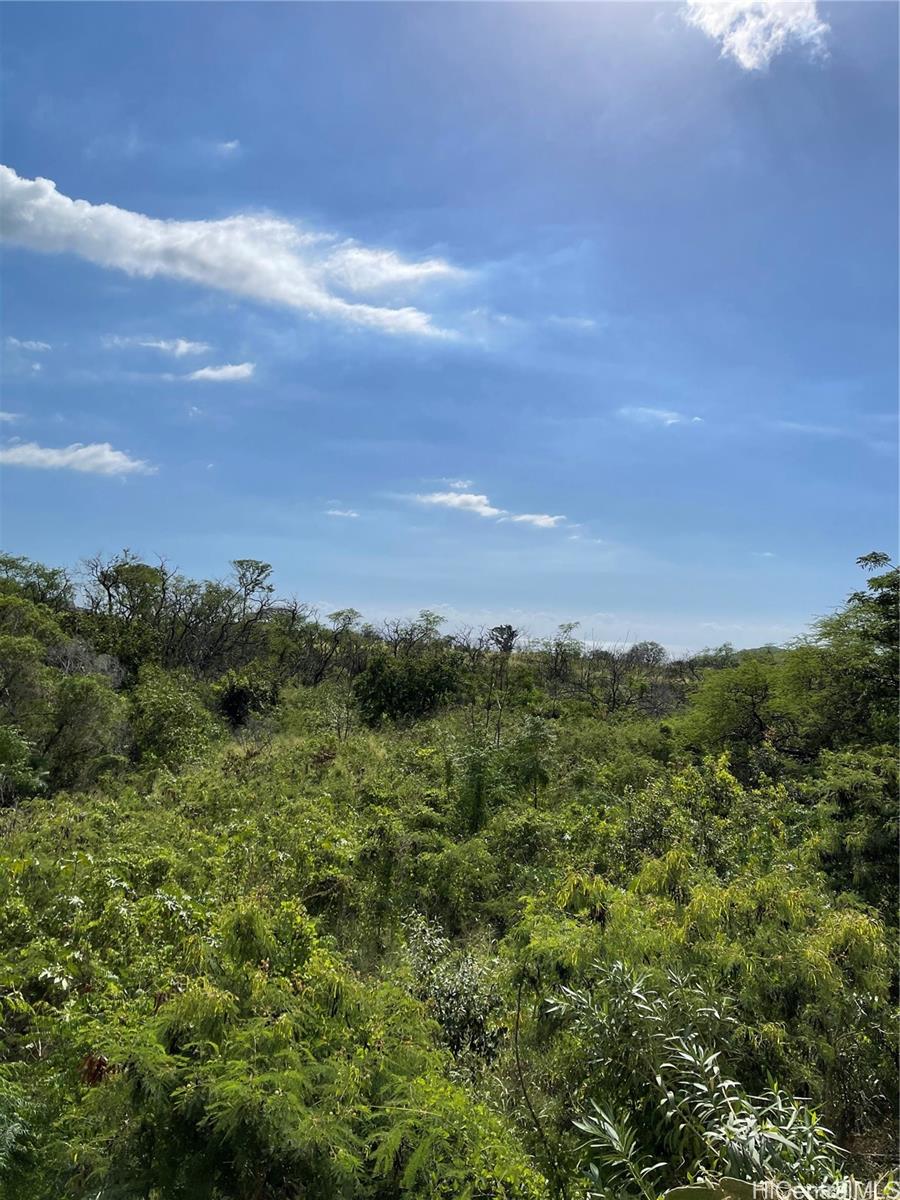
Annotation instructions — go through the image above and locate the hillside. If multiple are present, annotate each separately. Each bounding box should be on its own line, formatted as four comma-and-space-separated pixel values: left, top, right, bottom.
0, 551, 896, 1199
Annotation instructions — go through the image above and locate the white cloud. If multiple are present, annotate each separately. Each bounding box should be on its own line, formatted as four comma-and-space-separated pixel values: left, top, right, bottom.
506, 512, 566, 529
619, 407, 703, 427
186, 362, 254, 382
0, 165, 461, 338
104, 335, 210, 357
6, 337, 51, 351
325, 508, 359, 518
416, 490, 565, 528
0, 440, 155, 475
417, 491, 504, 518
683, 2, 829, 71
465, 307, 521, 329
437, 477, 473, 490
215, 139, 241, 156
0, 411, 21, 422
323, 245, 465, 294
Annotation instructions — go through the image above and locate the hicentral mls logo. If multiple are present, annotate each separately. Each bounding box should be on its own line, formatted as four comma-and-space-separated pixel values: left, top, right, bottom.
753, 1183, 898, 1200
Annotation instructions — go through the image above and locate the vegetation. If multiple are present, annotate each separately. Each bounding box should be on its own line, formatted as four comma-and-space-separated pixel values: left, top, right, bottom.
0, 549, 896, 1198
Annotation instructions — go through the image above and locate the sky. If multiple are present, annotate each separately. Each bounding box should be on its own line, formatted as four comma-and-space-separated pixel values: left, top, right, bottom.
1, 1, 896, 650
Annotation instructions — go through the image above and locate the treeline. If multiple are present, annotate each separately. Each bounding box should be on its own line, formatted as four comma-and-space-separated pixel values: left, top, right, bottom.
0, 549, 713, 796
0, 549, 897, 1199
4, 548, 893, 799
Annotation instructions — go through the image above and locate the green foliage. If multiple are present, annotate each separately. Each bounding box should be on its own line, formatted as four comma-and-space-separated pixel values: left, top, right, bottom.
0, 725, 44, 806
454, 742, 499, 834
682, 656, 774, 746
0, 550, 896, 1198
0, 552, 73, 610
213, 666, 277, 730
558, 963, 841, 1194
405, 913, 504, 1060
0, 593, 65, 646
0, 1064, 34, 1187
809, 746, 899, 914
354, 648, 462, 725
506, 716, 553, 801
680, 556, 899, 777
129, 664, 221, 768
42, 674, 128, 791
0, 747, 545, 1199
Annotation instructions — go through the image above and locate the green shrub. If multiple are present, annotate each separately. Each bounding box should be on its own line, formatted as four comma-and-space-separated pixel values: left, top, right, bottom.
354, 649, 462, 725
129, 665, 221, 768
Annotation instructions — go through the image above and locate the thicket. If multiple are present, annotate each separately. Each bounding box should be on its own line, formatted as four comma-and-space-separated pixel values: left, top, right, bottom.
0, 550, 896, 1198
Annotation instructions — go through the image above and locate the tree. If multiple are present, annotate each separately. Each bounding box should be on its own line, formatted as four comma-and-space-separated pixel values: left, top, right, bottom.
42, 675, 127, 791
353, 649, 461, 725
0, 553, 73, 610
213, 667, 277, 730
455, 742, 498, 834
76, 553, 292, 679
680, 656, 778, 772
506, 716, 552, 802
0, 597, 65, 745
129, 665, 220, 768
380, 609, 446, 657
809, 553, 898, 745
811, 746, 899, 915
489, 625, 520, 655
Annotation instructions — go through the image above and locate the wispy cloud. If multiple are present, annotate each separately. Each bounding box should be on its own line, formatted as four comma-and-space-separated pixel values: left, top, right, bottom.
415, 490, 565, 528
773, 420, 849, 438
323, 246, 466, 294
185, 362, 255, 382
0, 165, 463, 338
84, 126, 144, 161
506, 512, 566, 529
619, 406, 703, 427
770, 417, 896, 455
0, 440, 155, 475
325, 508, 359, 518
546, 315, 598, 332
6, 336, 51, 351
436, 477, 473, 491
0, 411, 21, 422
214, 139, 241, 156
104, 335, 211, 357
683, 1, 829, 71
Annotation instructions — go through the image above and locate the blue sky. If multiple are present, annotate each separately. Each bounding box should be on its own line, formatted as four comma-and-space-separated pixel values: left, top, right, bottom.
1, 1, 896, 649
